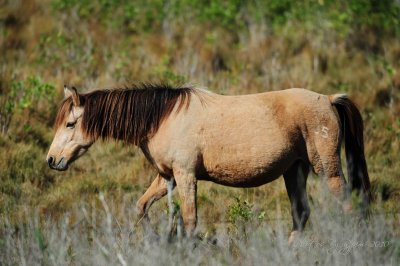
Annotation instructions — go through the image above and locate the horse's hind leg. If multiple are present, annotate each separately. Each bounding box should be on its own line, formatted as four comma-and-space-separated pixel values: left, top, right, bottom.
318, 153, 351, 212
307, 121, 350, 211
283, 160, 310, 244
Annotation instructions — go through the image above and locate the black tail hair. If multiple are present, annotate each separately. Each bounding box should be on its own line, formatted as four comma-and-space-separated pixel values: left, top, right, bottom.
331, 94, 372, 203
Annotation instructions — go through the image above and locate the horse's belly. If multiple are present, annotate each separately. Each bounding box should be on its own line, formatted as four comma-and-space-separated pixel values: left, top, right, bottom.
199, 152, 295, 187
199, 169, 281, 187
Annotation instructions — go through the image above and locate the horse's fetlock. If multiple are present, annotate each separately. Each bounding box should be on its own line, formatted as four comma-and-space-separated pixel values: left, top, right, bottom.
303, 206, 311, 219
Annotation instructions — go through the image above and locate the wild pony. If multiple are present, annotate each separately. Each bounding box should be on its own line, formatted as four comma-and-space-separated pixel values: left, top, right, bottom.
47, 84, 371, 242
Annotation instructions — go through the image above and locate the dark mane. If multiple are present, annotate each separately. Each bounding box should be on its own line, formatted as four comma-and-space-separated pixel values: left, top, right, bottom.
55, 84, 196, 144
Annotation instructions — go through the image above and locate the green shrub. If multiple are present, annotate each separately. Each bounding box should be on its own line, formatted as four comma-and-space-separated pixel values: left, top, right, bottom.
0, 76, 55, 134
227, 197, 254, 225
51, 0, 400, 36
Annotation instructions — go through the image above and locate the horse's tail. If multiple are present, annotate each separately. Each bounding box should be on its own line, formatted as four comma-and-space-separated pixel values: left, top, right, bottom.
329, 94, 372, 203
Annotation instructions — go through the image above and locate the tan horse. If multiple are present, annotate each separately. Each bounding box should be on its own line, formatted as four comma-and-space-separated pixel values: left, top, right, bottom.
47, 84, 371, 242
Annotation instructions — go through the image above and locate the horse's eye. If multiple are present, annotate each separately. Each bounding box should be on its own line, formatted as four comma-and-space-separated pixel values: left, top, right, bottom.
66, 122, 76, 129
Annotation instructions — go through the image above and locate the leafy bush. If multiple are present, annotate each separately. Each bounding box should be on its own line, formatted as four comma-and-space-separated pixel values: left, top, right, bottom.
52, 0, 165, 32
51, 0, 400, 36
0, 76, 55, 134
227, 197, 254, 225
227, 197, 265, 237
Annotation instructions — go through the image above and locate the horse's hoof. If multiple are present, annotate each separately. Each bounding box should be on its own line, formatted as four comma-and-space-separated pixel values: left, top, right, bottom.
288, 231, 300, 246
342, 200, 353, 213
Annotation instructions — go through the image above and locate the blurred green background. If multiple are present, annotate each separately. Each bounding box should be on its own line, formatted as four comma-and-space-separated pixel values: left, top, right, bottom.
0, 0, 399, 226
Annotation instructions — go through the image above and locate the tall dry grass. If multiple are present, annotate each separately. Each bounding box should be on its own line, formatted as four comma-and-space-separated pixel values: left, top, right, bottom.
1, 186, 398, 265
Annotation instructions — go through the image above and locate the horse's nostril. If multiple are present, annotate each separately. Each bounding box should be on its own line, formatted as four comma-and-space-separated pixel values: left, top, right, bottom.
47, 156, 54, 166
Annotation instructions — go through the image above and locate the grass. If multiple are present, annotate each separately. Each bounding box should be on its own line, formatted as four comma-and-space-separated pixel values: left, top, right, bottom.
0, 187, 398, 265
0, 0, 399, 264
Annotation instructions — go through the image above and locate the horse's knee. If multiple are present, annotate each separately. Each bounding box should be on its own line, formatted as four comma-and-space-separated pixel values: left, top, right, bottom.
311, 153, 346, 197
327, 176, 345, 195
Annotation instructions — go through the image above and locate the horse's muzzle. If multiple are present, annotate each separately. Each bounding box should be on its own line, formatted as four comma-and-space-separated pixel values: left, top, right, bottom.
47, 156, 54, 167
47, 156, 68, 171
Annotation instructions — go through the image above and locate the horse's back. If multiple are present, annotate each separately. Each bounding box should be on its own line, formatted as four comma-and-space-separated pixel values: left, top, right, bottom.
193, 89, 332, 186
149, 88, 338, 187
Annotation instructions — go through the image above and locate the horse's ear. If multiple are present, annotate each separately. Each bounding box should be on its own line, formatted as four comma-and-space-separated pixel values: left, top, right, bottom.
64, 85, 80, 106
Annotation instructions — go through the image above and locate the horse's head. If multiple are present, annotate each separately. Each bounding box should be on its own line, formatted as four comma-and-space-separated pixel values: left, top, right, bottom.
46, 86, 94, 171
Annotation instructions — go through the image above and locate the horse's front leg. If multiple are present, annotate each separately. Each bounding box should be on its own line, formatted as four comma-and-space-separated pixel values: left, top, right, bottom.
136, 174, 175, 229
174, 170, 197, 238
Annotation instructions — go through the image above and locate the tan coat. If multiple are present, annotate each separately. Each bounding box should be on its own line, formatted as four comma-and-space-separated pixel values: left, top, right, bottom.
48, 86, 370, 241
